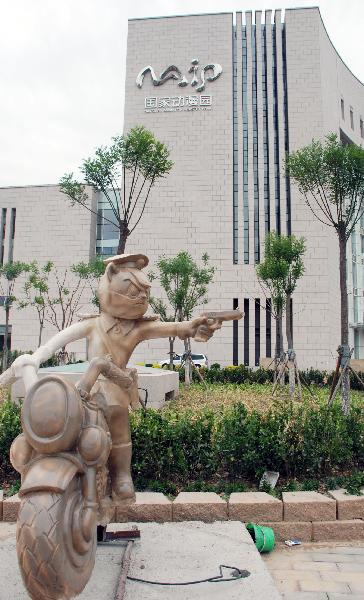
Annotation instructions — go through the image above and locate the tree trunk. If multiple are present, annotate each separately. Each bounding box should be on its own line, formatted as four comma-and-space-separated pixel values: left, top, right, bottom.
2, 306, 10, 372
169, 337, 175, 369
117, 222, 129, 254
286, 293, 293, 350
184, 338, 192, 388
339, 228, 350, 414
286, 292, 295, 396
274, 308, 284, 385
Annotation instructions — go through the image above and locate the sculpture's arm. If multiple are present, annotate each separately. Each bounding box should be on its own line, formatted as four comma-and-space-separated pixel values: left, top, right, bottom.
137, 317, 220, 342
4, 320, 92, 384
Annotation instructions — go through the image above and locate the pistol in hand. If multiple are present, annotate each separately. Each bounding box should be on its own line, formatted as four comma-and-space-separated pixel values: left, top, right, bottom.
194, 309, 244, 343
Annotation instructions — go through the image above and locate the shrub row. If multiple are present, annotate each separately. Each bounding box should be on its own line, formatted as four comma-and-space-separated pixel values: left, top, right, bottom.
178, 363, 364, 391
1, 395, 364, 490
130, 398, 364, 487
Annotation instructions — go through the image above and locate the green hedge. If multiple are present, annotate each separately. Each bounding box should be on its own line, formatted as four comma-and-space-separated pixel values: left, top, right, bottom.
130, 399, 364, 487
1, 394, 364, 490
179, 364, 364, 391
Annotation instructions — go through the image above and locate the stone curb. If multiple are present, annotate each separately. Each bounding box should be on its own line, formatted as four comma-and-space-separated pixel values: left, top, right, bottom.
328, 488, 364, 520
1, 491, 363, 542
283, 491, 336, 522
228, 491, 283, 522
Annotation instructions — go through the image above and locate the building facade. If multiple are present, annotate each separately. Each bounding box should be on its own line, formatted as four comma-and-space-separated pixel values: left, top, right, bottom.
1, 8, 364, 369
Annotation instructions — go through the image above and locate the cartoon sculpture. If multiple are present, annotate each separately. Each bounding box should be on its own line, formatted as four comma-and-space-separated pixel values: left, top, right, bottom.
1, 253, 242, 600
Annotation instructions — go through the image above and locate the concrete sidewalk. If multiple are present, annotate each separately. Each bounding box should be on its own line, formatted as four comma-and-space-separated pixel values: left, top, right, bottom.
0, 521, 281, 600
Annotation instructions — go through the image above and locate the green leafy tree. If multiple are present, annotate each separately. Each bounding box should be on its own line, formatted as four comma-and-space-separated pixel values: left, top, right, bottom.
286, 133, 364, 412
18, 261, 53, 346
60, 126, 173, 254
149, 252, 215, 385
256, 232, 306, 387
0, 261, 30, 370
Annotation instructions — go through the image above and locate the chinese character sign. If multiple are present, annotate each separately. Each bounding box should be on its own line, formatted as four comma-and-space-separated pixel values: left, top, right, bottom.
144, 95, 213, 113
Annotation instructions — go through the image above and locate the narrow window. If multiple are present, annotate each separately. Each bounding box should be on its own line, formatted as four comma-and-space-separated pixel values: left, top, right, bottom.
350, 107, 354, 130
0, 208, 7, 265
243, 298, 249, 365
255, 298, 260, 366
233, 298, 239, 365
341, 98, 345, 120
360, 118, 364, 139
8, 208, 16, 263
266, 298, 272, 357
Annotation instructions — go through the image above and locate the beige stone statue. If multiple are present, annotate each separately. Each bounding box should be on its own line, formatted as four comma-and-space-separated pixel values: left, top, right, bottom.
2, 252, 242, 600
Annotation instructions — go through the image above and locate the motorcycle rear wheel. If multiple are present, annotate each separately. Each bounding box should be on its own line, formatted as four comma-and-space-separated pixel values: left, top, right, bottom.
16, 477, 96, 600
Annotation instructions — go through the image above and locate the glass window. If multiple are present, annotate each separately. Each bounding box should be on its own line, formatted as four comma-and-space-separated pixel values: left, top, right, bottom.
341, 98, 345, 120
350, 107, 354, 130
360, 118, 364, 139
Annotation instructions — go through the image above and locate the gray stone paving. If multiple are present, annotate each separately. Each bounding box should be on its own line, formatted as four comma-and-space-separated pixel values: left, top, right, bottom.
264, 543, 364, 599
0, 521, 281, 600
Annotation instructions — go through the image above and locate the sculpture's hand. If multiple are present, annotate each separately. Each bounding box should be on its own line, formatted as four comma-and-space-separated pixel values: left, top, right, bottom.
186, 316, 222, 341
11, 354, 41, 379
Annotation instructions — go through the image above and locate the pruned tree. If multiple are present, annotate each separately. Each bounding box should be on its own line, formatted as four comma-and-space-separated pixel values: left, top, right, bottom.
0, 261, 30, 370
149, 252, 215, 386
256, 232, 306, 395
18, 261, 53, 346
286, 133, 364, 412
60, 126, 173, 254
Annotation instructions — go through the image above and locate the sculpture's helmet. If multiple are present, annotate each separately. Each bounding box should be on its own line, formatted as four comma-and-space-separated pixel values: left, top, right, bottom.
98, 254, 151, 319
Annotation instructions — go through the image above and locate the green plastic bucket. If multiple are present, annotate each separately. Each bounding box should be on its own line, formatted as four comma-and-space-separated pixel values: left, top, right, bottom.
246, 523, 275, 553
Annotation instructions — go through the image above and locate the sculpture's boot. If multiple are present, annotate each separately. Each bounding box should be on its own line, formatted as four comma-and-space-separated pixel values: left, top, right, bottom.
108, 442, 135, 502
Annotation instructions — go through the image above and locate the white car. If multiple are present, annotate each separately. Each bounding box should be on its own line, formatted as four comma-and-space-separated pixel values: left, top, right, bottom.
158, 353, 208, 368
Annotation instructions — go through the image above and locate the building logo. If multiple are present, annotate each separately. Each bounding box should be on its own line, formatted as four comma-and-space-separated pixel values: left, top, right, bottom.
136, 58, 222, 93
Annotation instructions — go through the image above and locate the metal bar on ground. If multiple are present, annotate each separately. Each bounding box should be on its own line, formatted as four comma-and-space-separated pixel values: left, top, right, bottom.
115, 540, 134, 600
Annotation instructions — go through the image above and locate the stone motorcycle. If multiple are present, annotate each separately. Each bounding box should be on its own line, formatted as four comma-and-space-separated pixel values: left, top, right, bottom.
9, 357, 136, 600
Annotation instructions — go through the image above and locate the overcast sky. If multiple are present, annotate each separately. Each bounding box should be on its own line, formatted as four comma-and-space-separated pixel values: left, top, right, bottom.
1, 0, 362, 187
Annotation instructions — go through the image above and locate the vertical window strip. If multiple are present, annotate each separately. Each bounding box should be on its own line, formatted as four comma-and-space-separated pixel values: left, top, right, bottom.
8, 208, 16, 263
282, 25, 292, 235
242, 25, 249, 264
0, 208, 7, 266
272, 24, 281, 234
266, 298, 272, 357
261, 24, 270, 234
255, 298, 260, 366
233, 24, 239, 264
244, 298, 250, 365
233, 298, 239, 365
252, 25, 260, 263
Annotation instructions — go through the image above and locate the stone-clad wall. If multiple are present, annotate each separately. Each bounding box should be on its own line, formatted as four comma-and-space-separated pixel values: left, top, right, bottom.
122, 9, 364, 368
0, 185, 97, 357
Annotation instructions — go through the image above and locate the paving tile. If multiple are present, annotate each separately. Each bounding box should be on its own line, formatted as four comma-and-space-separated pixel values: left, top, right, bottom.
2, 494, 19, 522
329, 489, 364, 520
283, 594, 328, 600
328, 595, 364, 600
310, 553, 357, 563
337, 561, 364, 572
172, 492, 227, 522
292, 560, 338, 572
115, 492, 172, 523
228, 491, 283, 522
299, 579, 351, 593
271, 568, 320, 580
313, 520, 364, 542
283, 491, 336, 522
326, 546, 364, 555
321, 571, 364, 584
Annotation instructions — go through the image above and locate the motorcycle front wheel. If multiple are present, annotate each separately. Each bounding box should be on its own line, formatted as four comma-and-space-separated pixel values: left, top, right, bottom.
16, 476, 96, 600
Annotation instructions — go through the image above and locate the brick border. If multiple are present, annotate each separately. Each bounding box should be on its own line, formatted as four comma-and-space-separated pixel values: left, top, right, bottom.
1, 490, 363, 542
